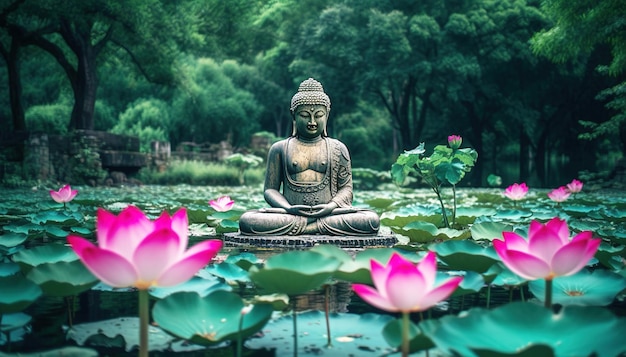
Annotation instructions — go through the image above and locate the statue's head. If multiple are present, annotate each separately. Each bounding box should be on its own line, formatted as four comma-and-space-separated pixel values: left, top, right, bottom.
290, 78, 331, 137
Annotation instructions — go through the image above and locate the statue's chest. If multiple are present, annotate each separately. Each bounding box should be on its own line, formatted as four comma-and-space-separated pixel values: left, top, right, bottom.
286, 141, 328, 177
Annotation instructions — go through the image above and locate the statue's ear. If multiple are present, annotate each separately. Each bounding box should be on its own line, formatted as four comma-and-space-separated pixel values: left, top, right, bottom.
291, 119, 297, 136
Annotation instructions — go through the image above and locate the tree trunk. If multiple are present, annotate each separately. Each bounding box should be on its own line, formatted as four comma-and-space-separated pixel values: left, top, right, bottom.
2, 37, 25, 131
68, 44, 97, 130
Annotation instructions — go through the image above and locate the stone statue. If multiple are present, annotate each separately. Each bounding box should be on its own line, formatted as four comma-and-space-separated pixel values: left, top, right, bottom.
239, 78, 380, 236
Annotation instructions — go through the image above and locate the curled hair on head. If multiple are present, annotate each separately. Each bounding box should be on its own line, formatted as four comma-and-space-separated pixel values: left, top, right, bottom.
290, 78, 331, 137
290, 78, 331, 114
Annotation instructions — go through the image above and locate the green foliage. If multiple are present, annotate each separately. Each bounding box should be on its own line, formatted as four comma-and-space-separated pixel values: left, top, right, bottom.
391, 139, 478, 227
25, 103, 71, 135
137, 160, 264, 186
66, 136, 108, 185
111, 98, 171, 152
170, 58, 261, 147
223, 153, 263, 185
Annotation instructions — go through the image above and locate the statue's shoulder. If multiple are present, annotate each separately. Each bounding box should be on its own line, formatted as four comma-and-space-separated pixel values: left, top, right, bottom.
326, 138, 350, 161
268, 139, 288, 152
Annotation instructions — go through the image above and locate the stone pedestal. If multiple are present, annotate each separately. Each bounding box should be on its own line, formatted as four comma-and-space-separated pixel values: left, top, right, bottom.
223, 233, 397, 249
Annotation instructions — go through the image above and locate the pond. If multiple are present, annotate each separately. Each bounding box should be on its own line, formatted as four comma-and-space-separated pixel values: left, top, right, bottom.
1, 184, 625, 356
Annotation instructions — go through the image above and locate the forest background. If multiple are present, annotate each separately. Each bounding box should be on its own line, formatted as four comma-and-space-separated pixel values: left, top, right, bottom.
0, 0, 624, 188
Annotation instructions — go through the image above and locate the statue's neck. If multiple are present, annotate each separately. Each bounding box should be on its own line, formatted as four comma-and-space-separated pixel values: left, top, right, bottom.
296, 135, 323, 144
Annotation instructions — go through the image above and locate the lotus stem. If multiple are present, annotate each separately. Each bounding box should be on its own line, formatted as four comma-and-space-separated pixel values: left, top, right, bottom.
292, 298, 298, 357
324, 285, 332, 347
452, 184, 457, 225
237, 309, 244, 357
139, 289, 149, 357
65, 296, 74, 327
433, 187, 449, 228
544, 279, 553, 309
401, 312, 410, 357
486, 284, 491, 308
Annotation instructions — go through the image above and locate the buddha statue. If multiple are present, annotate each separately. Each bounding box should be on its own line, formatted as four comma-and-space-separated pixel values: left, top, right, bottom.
239, 78, 380, 236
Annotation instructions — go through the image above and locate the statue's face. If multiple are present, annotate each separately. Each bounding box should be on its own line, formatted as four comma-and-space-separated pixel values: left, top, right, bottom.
294, 104, 327, 139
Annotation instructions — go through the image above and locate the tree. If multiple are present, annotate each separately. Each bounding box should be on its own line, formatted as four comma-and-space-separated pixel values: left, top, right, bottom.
531, 0, 626, 153
0, 0, 194, 131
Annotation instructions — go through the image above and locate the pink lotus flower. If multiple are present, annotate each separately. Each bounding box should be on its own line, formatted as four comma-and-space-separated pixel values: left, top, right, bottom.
50, 184, 78, 204
566, 179, 583, 193
503, 182, 528, 201
493, 217, 600, 281
548, 186, 571, 203
447, 135, 462, 150
67, 206, 223, 290
209, 196, 234, 212
352, 251, 462, 313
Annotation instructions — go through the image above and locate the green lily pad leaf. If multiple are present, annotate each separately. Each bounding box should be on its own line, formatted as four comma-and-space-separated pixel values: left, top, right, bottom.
595, 243, 626, 270
430, 240, 499, 273
67, 317, 176, 352
70, 226, 93, 236
382, 317, 434, 352
152, 291, 273, 345
493, 210, 533, 221
29, 210, 82, 225
4, 222, 44, 234
470, 221, 513, 241
0, 312, 32, 346
491, 265, 527, 287
0, 262, 21, 277
446, 271, 485, 297
563, 204, 600, 218
44, 224, 69, 238
390, 221, 439, 243
456, 207, 497, 219
202, 261, 251, 283
249, 251, 341, 295
227, 252, 262, 271
568, 220, 606, 232
26, 260, 98, 296
423, 302, 626, 357
249, 293, 290, 311
211, 209, 243, 220
365, 197, 395, 210
0, 312, 31, 333
216, 219, 239, 234
150, 275, 231, 299
312, 246, 425, 284
0, 232, 28, 248
381, 213, 441, 228
601, 208, 626, 222
0, 274, 42, 313
435, 228, 471, 240
245, 311, 395, 356
529, 269, 626, 306
13, 244, 78, 273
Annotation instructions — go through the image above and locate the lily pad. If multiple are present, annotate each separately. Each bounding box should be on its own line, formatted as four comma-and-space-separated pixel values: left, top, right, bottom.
248, 251, 341, 295
0, 232, 28, 248
152, 291, 273, 345
12, 243, 78, 273
529, 269, 626, 306
0, 274, 42, 313
245, 310, 395, 356
311, 245, 425, 284
26, 260, 98, 296
0, 262, 21, 277
422, 302, 626, 357
150, 275, 231, 299
382, 317, 435, 353
67, 317, 177, 352
430, 240, 499, 273
470, 221, 513, 241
